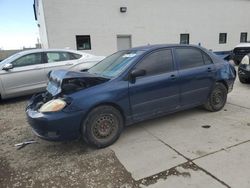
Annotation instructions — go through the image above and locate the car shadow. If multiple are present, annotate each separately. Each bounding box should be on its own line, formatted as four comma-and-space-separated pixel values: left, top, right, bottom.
123, 106, 213, 133
0, 95, 32, 105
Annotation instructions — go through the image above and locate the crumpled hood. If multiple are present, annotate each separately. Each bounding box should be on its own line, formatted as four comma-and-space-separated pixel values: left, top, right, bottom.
47, 70, 109, 96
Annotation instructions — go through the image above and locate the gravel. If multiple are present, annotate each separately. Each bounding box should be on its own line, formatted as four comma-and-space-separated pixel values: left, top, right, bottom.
0, 96, 136, 188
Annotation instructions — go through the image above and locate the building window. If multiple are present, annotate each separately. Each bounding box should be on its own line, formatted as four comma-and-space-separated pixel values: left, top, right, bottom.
76, 35, 91, 50
219, 33, 227, 44
240, 32, 248, 43
180, 34, 189, 44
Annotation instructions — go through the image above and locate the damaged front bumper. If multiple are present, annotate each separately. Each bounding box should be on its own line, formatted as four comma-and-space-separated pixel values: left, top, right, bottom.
26, 94, 83, 141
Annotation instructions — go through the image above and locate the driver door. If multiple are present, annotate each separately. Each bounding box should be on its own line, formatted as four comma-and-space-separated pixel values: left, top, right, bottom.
0, 52, 46, 98
128, 49, 180, 121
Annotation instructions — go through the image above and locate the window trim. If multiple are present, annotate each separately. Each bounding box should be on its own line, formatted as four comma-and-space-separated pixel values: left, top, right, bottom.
132, 48, 175, 78
219, 33, 227, 44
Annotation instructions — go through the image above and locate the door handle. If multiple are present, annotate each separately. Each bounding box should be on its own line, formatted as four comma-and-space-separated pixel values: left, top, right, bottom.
170, 74, 177, 80
66, 63, 73, 66
207, 67, 212, 72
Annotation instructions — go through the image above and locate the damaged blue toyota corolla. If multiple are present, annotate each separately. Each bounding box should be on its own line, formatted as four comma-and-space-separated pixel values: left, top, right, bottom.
26, 44, 236, 148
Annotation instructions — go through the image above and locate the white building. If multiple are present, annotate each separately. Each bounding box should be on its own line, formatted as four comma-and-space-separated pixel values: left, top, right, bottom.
34, 0, 250, 56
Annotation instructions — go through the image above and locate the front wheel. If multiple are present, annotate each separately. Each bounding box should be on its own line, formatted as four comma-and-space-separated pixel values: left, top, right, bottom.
203, 83, 228, 112
82, 105, 123, 148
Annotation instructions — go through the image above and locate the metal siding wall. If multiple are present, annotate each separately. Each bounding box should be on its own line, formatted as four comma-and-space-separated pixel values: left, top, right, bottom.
40, 0, 250, 55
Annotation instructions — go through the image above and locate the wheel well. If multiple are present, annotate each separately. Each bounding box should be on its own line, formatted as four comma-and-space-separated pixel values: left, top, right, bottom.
93, 102, 125, 122
216, 80, 228, 91
80, 102, 126, 133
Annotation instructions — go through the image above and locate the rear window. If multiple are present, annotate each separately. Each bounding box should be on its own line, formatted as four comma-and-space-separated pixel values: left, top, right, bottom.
70, 53, 82, 60
46, 52, 71, 63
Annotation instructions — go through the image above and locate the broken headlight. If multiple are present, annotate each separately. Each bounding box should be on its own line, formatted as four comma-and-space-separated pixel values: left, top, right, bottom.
39, 99, 67, 113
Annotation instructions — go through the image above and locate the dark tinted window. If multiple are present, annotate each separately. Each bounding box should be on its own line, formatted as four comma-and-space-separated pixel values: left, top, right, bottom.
176, 48, 204, 69
202, 53, 213, 64
136, 49, 173, 77
12, 53, 42, 67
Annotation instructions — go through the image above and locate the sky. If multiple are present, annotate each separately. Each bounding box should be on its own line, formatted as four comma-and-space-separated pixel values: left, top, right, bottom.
0, 0, 38, 50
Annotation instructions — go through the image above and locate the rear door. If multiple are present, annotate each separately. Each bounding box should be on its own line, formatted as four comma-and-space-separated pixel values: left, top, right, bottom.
1, 52, 46, 97
175, 47, 216, 107
129, 49, 180, 120
44, 51, 78, 75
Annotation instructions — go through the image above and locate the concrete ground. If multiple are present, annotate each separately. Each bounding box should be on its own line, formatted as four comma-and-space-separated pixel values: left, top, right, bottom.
0, 77, 250, 188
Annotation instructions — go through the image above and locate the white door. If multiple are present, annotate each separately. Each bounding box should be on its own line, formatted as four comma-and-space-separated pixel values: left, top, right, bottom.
117, 35, 132, 51
0, 52, 46, 98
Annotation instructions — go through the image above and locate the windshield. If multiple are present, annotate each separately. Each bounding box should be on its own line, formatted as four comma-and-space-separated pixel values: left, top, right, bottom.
0, 53, 21, 65
88, 50, 144, 78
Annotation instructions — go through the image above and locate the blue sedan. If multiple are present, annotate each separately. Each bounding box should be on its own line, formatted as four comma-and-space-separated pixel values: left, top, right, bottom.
26, 44, 236, 148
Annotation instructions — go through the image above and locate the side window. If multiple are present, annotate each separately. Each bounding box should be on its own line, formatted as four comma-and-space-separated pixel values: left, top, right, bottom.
202, 53, 213, 64
136, 49, 173, 77
176, 48, 204, 69
46, 52, 70, 63
69, 53, 82, 60
12, 53, 42, 68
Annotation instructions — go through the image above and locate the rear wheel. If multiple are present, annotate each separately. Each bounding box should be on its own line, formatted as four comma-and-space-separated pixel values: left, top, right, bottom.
82, 105, 123, 148
204, 83, 227, 112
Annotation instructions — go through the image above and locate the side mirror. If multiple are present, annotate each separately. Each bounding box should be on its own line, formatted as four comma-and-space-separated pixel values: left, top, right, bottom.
2, 63, 13, 71
129, 69, 146, 83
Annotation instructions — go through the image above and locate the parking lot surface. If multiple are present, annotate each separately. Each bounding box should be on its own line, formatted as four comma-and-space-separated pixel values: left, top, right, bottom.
0, 77, 250, 188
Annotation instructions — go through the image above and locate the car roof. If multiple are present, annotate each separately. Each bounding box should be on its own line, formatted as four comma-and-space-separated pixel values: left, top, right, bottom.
130, 44, 203, 51
235, 43, 250, 48
14, 48, 92, 56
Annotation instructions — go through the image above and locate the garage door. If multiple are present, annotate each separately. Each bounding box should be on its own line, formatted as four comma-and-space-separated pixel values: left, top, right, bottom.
117, 35, 132, 51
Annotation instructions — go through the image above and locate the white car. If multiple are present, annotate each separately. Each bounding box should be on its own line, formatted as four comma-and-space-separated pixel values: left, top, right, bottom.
0, 49, 104, 99
232, 43, 250, 65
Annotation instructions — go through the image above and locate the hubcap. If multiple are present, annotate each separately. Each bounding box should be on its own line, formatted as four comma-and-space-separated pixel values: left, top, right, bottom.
93, 115, 116, 139
212, 90, 224, 106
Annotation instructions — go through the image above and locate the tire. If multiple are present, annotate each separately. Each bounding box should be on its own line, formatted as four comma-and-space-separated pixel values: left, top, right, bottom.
82, 105, 124, 148
239, 76, 248, 84
234, 60, 240, 65
204, 83, 228, 112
